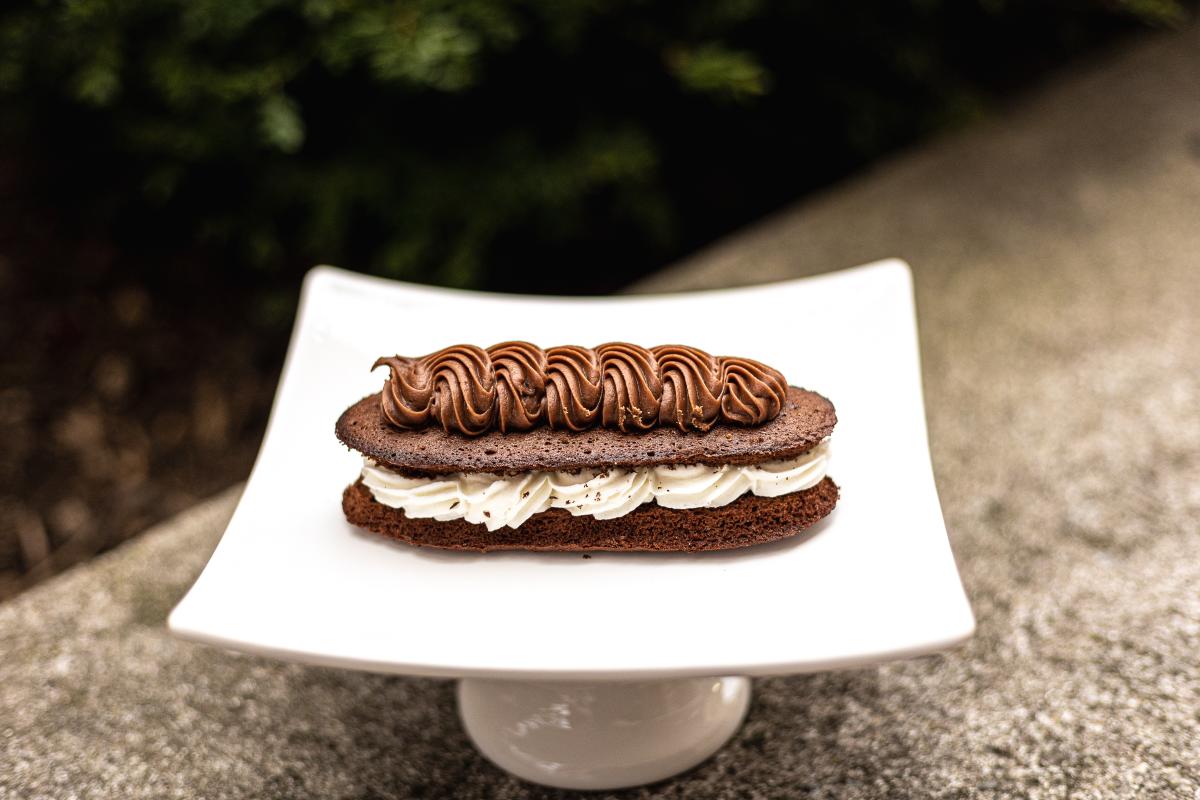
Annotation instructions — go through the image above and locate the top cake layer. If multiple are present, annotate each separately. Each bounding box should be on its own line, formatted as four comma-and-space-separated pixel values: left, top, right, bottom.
336, 385, 836, 476
372, 342, 789, 436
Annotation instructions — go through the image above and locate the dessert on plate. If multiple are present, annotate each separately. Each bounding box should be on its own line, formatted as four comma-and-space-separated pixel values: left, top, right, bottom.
336, 342, 838, 552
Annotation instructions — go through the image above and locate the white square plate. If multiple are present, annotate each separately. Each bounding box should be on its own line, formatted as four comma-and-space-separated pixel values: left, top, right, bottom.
169, 260, 974, 679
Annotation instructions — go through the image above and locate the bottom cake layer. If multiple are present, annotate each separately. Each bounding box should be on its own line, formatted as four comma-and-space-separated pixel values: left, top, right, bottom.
342, 476, 839, 553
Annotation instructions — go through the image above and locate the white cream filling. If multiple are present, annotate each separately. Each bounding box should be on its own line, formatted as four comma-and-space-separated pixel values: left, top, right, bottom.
361, 439, 830, 531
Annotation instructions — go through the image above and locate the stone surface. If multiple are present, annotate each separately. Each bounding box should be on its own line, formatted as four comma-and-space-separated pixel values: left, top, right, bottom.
4, 25, 1200, 800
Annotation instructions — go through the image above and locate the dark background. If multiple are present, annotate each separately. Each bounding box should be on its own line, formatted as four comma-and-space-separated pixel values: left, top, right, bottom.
0, 0, 1191, 598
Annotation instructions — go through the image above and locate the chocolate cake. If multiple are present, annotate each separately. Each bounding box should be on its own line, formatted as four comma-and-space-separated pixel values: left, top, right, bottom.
336, 342, 839, 552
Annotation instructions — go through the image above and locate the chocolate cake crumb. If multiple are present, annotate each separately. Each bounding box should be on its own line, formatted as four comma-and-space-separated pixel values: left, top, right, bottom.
336, 386, 836, 476
342, 477, 838, 553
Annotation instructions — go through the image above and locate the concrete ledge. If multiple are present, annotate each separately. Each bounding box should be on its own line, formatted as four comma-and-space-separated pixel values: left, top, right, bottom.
3, 25, 1200, 799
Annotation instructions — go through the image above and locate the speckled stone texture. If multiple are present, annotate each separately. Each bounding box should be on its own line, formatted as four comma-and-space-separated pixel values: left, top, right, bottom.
4, 26, 1200, 800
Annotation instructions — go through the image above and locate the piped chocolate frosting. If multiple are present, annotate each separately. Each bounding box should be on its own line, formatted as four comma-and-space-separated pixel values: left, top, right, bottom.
372, 342, 788, 436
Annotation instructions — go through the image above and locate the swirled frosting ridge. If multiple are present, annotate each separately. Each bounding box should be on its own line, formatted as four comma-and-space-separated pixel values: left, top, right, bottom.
373, 342, 787, 436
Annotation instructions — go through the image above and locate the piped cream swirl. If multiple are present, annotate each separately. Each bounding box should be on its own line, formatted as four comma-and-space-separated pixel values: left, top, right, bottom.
361, 439, 830, 531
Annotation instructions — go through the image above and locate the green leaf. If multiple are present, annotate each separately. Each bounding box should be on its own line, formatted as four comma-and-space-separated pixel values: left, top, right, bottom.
665, 43, 770, 102
1115, 0, 1187, 26
258, 92, 304, 153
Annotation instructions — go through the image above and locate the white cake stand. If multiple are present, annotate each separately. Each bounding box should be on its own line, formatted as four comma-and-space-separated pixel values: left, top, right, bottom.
168, 263, 975, 790
458, 676, 751, 789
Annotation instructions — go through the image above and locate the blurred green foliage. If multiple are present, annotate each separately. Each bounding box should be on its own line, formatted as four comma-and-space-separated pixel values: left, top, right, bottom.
0, 0, 1186, 293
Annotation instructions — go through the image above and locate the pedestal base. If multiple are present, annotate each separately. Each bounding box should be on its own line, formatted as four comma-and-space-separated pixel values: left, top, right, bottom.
457, 675, 751, 790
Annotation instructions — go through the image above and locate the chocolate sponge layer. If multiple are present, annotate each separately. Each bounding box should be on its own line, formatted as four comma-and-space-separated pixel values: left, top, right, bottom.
336, 386, 836, 476
342, 476, 839, 553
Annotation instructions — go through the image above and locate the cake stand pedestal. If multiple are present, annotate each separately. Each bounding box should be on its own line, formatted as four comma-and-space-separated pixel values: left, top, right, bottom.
458, 675, 751, 790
